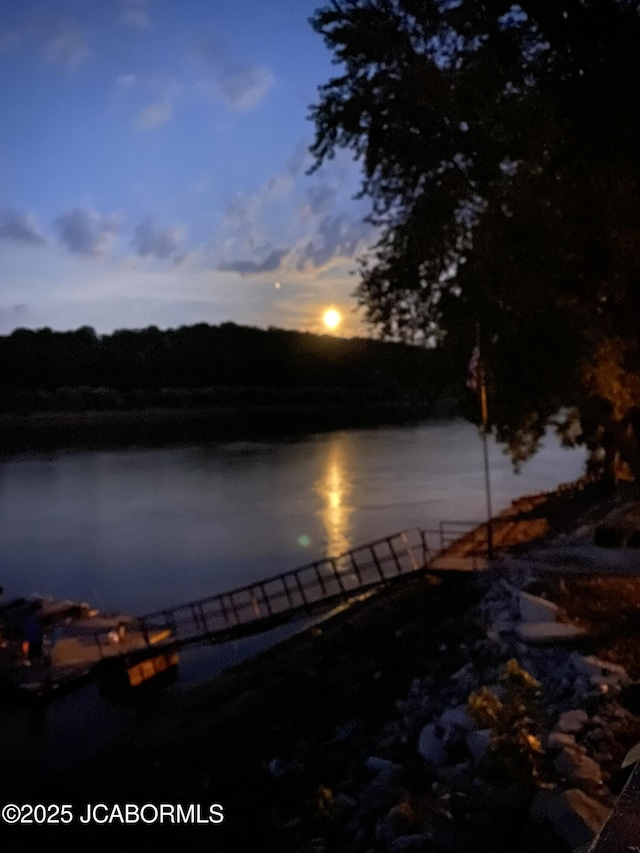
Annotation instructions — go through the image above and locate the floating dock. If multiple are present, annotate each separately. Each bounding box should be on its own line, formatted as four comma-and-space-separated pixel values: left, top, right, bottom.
0, 599, 175, 701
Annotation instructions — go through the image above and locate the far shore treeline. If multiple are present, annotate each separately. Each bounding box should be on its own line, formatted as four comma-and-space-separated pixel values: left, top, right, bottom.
0, 324, 463, 446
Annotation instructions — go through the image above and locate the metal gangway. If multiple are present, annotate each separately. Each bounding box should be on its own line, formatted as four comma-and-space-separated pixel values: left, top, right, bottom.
133, 528, 430, 652
2, 473, 605, 698
100, 523, 489, 660
98, 472, 604, 659
0, 522, 490, 700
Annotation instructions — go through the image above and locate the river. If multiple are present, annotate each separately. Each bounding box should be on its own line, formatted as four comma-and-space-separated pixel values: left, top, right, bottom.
0, 418, 586, 615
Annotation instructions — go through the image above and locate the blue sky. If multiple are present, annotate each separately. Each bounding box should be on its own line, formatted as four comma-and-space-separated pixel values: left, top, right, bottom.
0, 0, 376, 337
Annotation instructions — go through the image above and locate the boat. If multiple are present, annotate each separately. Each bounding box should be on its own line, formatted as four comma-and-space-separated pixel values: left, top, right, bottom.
0, 595, 178, 702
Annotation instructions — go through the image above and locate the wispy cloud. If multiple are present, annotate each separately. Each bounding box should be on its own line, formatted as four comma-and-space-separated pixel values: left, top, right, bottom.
304, 184, 337, 217
55, 208, 118, 256
42, 18, 91, 73
110, 71, 180, 129
219, 247, 288, 276
213, 65, 273, 112
119, 0, 151, 30
133, 217, 185, 260
296, 213, 374, 271
1, 12, 91, 72
192, 30, 274, 112
215, 148, 373, 279
287, 138, 313, 177
114, 73, 138, 94
190, 31, 228, 66
224, 174, 293, 232
135, 100, 173, 129
0, 210, 46, 246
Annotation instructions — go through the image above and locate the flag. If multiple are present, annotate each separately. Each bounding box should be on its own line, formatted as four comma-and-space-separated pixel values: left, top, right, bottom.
468, 343, 489, 427
467, 345, 481, 394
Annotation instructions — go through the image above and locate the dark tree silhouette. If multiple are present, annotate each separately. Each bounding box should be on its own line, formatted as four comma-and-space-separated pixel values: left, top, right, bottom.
309, 0, 640, 476
0, 322, 452, 416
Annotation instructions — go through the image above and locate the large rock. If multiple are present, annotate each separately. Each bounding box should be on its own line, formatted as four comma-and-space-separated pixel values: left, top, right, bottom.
375, 802, 417, 846
417, 723, 447, 767
546, 731, 578, 751
554, 709, 589, 734
449, 663, 480, 693
438, 704, 476, 735
530, 788, 612, 849
570, 653, 630, 689
519, 591, 560, 623
466, 728, 492, 764
365, 756, 402, 775
554, 747, 603, 790
516, 622, 586, 644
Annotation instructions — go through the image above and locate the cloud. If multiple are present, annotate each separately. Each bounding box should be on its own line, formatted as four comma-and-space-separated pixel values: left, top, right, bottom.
219, 247, 288, 276
287, 138, 313, 176
222, 173, 294, 237
306, 184, 337, 215
133, 217, 185, 260
120, 0, 150, 29
0, 210, 46, 245
213, 64, 273, 112
264, 174, 294, 200
224, 192, 261, 231
191, 32, 273, 112
135, 100, 173, 129
115, 73, 137, 91
190, 31, 228, 66
6, 12, 91, 72
297, 214, 373, 270
42, 19, 91, 72
110, 72, 181, 126
55, 208, 118, 256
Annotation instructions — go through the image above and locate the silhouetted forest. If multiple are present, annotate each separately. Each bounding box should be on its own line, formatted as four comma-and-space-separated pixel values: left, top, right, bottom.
0, 323, 464, 448
0, 322, 457, 413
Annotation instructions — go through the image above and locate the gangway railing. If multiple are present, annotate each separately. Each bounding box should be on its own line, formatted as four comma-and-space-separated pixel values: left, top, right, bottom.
3, 515, 510, 674
67, 521, 498, 660
127, 527, 430, 653
2, 527, 454, 667
0, 515, 516, 667
2, 473, 607, 699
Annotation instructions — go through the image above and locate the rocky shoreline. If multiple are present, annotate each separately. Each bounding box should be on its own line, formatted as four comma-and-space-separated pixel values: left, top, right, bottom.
22, 482, 640, 851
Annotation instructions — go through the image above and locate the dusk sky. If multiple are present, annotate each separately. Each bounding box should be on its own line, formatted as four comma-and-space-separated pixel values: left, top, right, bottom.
0, 0, 377, 337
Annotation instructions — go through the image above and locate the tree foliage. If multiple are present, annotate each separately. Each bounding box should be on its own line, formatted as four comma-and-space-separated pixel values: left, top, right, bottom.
0, 322, 450, 410
309, 0, 640, 471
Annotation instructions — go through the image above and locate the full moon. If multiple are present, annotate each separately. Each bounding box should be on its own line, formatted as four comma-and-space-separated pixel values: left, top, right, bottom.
323, 308, 342, 330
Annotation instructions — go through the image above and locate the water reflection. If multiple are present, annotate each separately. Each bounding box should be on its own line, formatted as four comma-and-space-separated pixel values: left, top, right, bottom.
314, 438, 355, 560
0, 422, 587, 612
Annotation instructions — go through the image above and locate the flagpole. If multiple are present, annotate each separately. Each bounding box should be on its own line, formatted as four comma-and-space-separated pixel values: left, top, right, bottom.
476, 321, 494, 560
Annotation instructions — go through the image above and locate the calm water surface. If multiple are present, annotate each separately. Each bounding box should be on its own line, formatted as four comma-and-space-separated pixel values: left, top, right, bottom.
0, 419, 586, 615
